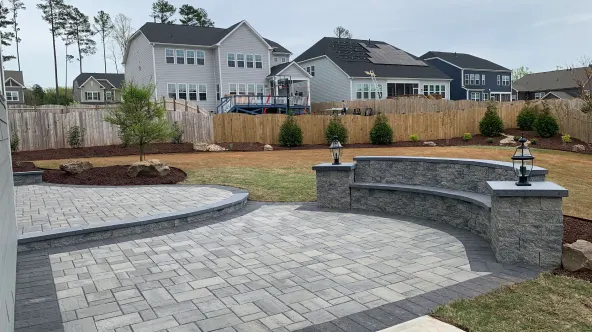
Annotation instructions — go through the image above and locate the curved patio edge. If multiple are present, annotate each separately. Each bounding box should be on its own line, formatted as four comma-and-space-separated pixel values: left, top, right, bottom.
17, 185, 249, 252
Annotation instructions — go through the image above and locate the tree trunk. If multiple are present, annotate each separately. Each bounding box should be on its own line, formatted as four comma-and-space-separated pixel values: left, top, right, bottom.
65, 44, 68, 93
78, 37, 82, 74
139, 143, 144, 161
50, 1, 59, 103
102, 32, 107, 73
15, 23, 20, 71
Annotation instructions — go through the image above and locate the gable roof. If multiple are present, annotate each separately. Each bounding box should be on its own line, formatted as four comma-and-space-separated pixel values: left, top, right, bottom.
420, 51, 510, 71
294, 37, 450, 79
74, 73, 125, 89
543, 91, 577, 99
268, 61, 312, 78
4, 70, 24, 86
137, 21, 290, 54
513, 67, 591, 92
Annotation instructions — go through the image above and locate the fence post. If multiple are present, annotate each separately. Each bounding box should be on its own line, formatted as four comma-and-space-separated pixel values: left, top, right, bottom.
185, 99, 188, 112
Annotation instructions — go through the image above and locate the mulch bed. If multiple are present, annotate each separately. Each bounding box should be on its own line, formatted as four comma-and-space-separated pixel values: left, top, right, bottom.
42, 165, 187, 186
12, 143, 194, 162
12, 161, 41, 173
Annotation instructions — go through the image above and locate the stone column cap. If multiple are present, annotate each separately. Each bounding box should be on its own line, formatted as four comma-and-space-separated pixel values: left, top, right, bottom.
312, 162, 356, 171
487, 181, 568, 197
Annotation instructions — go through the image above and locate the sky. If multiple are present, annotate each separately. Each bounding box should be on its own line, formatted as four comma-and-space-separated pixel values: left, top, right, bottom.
6, 0, 592, 88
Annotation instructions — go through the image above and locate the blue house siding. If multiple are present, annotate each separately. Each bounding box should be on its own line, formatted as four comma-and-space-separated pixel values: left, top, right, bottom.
424, 59, 464, 100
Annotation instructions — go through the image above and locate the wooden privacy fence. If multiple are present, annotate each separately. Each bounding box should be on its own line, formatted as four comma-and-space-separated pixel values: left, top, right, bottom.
9, 108, 214, 151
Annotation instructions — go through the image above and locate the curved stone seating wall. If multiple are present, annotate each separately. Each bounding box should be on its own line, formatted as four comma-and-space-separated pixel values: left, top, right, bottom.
354, 157, 547, 195
313, 156, 568, 268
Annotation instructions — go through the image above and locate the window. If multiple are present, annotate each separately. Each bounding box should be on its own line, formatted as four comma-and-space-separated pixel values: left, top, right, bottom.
441, 85, 446, 99
229, 83, 237, 95
356, 84, 362, 99
423, 85, 429, 96
247, 83, 255, 96
186, 50, 195, 65
310, 66, 315, 77
188, 84, 197, 101
281, 57, 287, 63
246, 54, 254, 68
535, 92, 545, 99
196, 51, 205, 65
227, 53, 235, 67
178, 83, 187, 100
274, 57, 278, 63
497, 75, 501, 85
377, 84, 383, 99
238, 83, 246, 95
482, 74, 486, 85
256, 84, 264, 96
502, 75, 510, 86
105, 91, 113, 101
469, 74, 475, 85
167, 84, 177, 99
255, 55, 262, 69
216, 84, 220, 100
198, 84, 207, 101
165, 48, 175, 64
370, 84, 376, 99
483, 93, 489, 100
363, 84, 369, 99
475, 74, 480, 85
85, 91, 100, 101
470, 91, 480, 101
464, 74, 469, 85
6, 91, 19, 101
176, 50, 185, 64
237, 53, 245, 68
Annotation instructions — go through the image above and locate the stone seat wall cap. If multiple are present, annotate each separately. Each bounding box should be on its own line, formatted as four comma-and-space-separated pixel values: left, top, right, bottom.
312, 162, 357, 171
486, 181, 568, 197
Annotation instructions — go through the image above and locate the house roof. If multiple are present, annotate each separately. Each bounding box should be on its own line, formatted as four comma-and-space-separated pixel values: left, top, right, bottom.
294, 37, 450, 80
420, 51, 510, 71
138, 21, 290, 53
74, 73, 125, 89
5, 70, 24, 86
268, 62, 312, 78
543, 91, 576, 99
513, 67, 591, 92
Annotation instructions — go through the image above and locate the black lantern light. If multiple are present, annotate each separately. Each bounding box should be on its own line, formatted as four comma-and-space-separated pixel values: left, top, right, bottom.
329, 136, 343, 165
511, 134, 534, 186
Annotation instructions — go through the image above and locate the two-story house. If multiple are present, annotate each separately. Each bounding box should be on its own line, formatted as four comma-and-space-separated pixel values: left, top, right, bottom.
294, 37, 451, 103
420, 51, 512, 101
513, 66, 592, 100
72, 73, 125, 104
4, 70, 25, 105
124, 21, 311, 113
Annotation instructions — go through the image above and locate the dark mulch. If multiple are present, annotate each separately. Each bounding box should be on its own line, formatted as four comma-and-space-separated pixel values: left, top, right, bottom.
12, 161, 40, 173
553, 269, 592, 283
42, 165, 187, 186
12, 143, 194, 162
563, 215, 592, 244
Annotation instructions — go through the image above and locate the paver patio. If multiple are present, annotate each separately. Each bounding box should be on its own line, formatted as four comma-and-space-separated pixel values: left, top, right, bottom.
14, 185, 233, 236
15, 202, 540, 332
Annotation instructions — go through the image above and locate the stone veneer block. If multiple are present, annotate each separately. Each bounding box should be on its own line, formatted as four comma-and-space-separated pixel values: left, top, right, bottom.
13, 171, 44, 186
487, 181, 568, 267
312, 163, 355, 209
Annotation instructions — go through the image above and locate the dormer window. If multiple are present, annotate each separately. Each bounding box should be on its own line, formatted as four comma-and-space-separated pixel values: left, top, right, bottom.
281, 57, 287, 63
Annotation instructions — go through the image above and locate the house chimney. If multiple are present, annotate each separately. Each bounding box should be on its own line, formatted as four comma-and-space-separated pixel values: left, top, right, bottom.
454, 52, 457, 57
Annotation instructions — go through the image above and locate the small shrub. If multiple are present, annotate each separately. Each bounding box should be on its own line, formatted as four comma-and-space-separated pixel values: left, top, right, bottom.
325, 116, 348, 144
10, 132, 19, 152
67, 125, 86, 148
228, 143, 233, 150
463, 133, 472, 141
479, 101, 504, 137
170, 121, 184, 144
278, 115, 303, 147
533, 105, 559, 138
409, 134, 419, 142
486, 137, 494, 144
561, 134, 572, 144
530, 138, 537, 145
370, 114, 394, 145
513, 136, 520, 141
517, 104, 538, 131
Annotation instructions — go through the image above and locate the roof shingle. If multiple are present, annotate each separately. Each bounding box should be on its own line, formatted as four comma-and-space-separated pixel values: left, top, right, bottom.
74, 73, 125, 89
420, 51, 509, 71
514, 67, 590, 92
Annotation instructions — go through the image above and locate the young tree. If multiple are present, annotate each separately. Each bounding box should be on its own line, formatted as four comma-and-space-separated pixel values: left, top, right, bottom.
107, 40, 120, 73
333, 26, 352, 39
65, 6, 97, 73
104, 83, 171, 161
37, 0, 68, 101
111, 13, 133, 68
0, 1, 15, 62
151, 0, 176, 24
179, 4, 214, 27
8, 0, 25, 70
94, 10, 114, 73
512, 65, 532, 82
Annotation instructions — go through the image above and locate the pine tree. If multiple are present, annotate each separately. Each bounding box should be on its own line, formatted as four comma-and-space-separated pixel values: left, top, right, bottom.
65, 6, 97, 73
8, 0, 25, 70
179, 5, 214, 27
94, 10, 113, 73
150, 0, 176, 24
0, 1, 15, 63
37, 0, 68, 102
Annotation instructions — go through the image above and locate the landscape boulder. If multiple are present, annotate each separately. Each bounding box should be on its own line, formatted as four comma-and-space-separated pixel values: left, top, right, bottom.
206, 144, 227, 152
572, 144, 586, 153
562, 240, 592, 272
193, 143, 227, 152
264, 144, 273, 151
423, 141, 437, 147
127, 159, 171, 178
59, 160, 93, 175
499, 133, 518, 146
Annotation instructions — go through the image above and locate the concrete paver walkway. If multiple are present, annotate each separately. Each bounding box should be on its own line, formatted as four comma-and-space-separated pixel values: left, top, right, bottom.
15, 203, 540, 332
14, 185, 233, 236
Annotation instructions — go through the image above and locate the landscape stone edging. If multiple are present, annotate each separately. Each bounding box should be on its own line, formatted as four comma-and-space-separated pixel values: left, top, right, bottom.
353, 156, 548, 176
13, 170, 44, 186
17, 184, 248, 251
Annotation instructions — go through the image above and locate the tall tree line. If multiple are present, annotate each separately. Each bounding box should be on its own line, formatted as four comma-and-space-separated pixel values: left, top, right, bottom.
150, 0, 214, 27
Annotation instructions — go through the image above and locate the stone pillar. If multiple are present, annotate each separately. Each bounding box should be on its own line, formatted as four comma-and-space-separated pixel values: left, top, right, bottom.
487, 181, 568, 267
312, 163, 356, 209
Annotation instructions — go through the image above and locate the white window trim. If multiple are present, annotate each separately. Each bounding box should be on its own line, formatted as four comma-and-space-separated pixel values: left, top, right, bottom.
198, 84, 207, 101
227, 53, 236, 67
464, 74, 469, 85
482, 74, 486, 85
188, 84, 198, 101
186, 50, 196, 65
105, 90, 113, 101
176, 49, 185, 64
475, 74, 480, 85
497, 75, 501, 86
310, 66, 315, 77
236, 53, 245, 68
238, 83, 246, 95
483, 92, 489, 100
196, 50, 205, 65
177, 83, 188, 100
281, 57, 287, 63
254, 54, 263, 69
6, 91, 19, 101
85, 91, 100, 101
246, 54, 254, 68
165, 48, 175, 63
167, 83, 177, 99
229, 83, 237, 95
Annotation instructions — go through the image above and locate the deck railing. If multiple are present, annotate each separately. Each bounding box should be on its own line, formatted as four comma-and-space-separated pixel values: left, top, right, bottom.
217, 95, 309, 113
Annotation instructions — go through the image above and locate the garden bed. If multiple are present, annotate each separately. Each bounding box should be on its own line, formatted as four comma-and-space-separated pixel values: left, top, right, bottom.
12, 161, 41, 172
42, 165, 187, 186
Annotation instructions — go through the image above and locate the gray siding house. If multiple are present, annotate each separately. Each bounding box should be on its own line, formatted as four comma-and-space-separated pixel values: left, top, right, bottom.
4, 70, 25, 105
513, 66, 592, 101
72, 73, 124, 104
294, 37, 451, 103
124, 20, 306, 113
